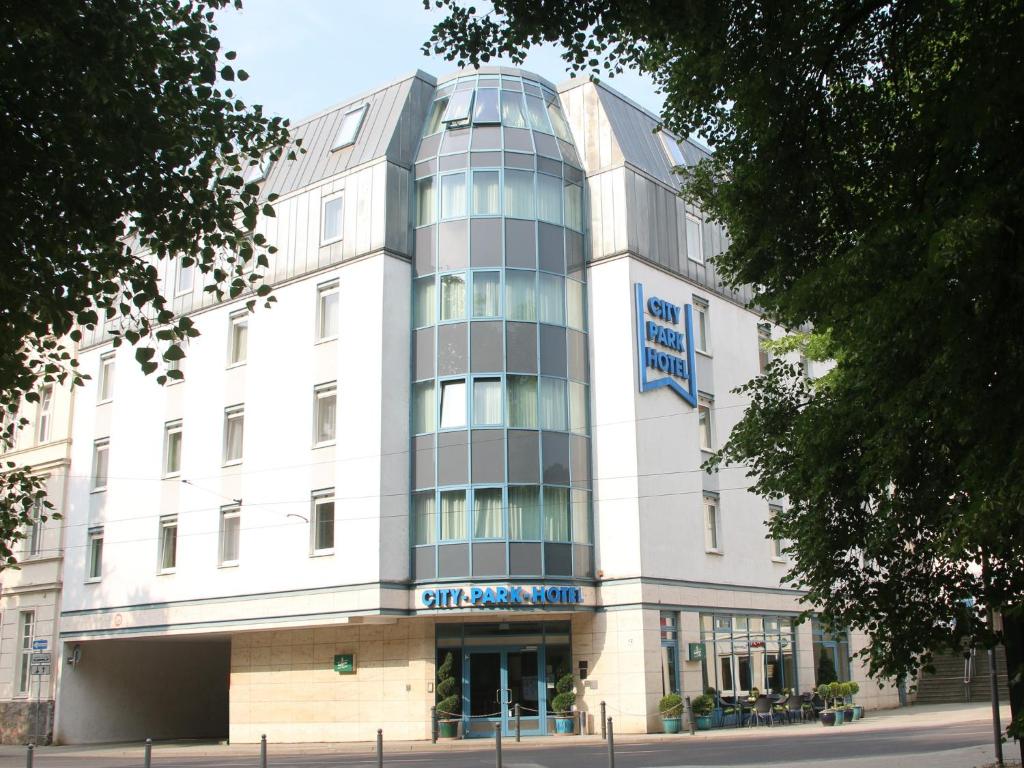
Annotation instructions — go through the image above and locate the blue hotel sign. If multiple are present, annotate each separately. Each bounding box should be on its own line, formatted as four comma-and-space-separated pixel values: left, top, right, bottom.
634, 283, 698, 406
422, 585, 584, 609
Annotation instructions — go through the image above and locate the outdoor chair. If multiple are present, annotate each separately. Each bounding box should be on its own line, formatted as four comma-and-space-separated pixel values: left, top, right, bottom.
752, 695, 774, 726
718, 695, 741, 727
784, 694, 804, 724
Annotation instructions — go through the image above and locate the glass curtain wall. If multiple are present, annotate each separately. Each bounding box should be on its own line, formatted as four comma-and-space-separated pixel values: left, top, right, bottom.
411, 71, 593, 582
700, 613, 799, 696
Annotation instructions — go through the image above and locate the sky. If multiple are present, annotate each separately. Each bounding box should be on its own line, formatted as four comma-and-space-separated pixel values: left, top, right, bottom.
214, 0, 666, 126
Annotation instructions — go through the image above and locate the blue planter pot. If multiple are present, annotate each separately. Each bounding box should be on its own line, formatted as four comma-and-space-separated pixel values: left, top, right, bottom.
852, 705, 863, 720
555, 716, 575, 734
662, 716, 682, 734
835, 709, 845, 725
695, 715, 713, 731
820, 710, 836, 726
710, 707, 724, 728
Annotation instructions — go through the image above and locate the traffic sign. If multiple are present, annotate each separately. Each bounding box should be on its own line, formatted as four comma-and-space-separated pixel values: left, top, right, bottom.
32, 639, 47, 651
30, 652, 51, 665
30, 664, 50, 676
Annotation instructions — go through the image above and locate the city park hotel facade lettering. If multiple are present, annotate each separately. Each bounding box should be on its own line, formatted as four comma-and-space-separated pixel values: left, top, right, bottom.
42, 66, 898, 745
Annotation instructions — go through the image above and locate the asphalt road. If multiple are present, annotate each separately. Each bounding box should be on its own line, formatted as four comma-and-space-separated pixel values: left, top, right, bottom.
4, 719, 996, 768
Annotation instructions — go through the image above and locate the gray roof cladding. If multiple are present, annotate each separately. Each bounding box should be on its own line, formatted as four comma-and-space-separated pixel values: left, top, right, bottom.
256, 69, 438, 200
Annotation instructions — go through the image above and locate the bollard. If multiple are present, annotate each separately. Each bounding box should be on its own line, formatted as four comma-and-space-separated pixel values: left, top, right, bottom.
494, 722, 502, 768
431, 705, 438, 744
259, 733, 267, 768
686, 696, 695, 736
515, 703, 521, 743
600, 701, 607, 739
606, 718, 615, 768
579, 710, 586, 736
377, 728, 383, 768
26, 744, 33, 768
144, 737, 152, 768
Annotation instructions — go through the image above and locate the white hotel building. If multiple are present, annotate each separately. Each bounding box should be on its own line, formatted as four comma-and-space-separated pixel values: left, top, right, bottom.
54, 68, 899, 744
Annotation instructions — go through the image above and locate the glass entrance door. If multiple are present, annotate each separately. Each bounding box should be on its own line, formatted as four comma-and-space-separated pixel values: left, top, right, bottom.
464, 647, 545, 737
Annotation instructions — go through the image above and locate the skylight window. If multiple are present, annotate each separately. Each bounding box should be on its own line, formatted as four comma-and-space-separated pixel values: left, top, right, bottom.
659, 130, 687, 170
442, 90, 474, 125
242, 152, 272, 184
332, 104, 368, 150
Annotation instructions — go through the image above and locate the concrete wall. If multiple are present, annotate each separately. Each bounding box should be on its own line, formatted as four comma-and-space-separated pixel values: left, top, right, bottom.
54, 639, 229, 744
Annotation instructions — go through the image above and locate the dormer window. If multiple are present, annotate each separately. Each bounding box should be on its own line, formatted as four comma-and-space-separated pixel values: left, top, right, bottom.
332, 104, 368, 150
242, 152, 272, 184
442, 90, 474, 125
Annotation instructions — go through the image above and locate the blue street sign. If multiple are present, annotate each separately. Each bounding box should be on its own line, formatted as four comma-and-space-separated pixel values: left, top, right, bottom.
32, 639, 47, 651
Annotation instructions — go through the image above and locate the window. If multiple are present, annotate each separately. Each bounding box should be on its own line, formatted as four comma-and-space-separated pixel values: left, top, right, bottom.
98, 352, 115, 402
92, 439, 109, 491
543, 486, 570, 541
311, 491, 335, 554
812, 617, 851, 686
525, 95, 552, 133
442, 89, 473, 124
693, 299, 710, 353
509, 486, 541, 539
314, 383, 337, 446
507, 375, 538, 429
473, 488, 504, 538
758, 323, 772, 373
504, 170, 535, 219
440, 173, 468, 220
472, 271, 500, 318
659, 130, 687, 169
701, 612, 799, 697
423, 97, 449, 135
228, 312, 248, 366
322, 194, 344, 244
35, 384, 53, 443
546, 101, 573, 142
698, 401, 713, 451
501, 91, 528, 128
163, 420, 182, 477
505, 271, 536, 321
563, 182, 583, 232
17, 611, 34, 694
539, 377, 567, 431
223, 406, 244, 464
439, 273, 466, 320
660, 611, 681, 696
176, 259, 194, 295
439, 379, 467, 429
26, 500, 42, 557
538, 274, 565, 325
414, 277, 436, 327
472, 89, 501, 124
568, 381, 588, 434
769, 505, 785, 560
158, 515, 178, 572
219, 505, 241, 566
87, 527, 103, 581
440, 489, 467, 540
317, 281, 340, 341
473, 378, 502, 426
416, 177, 436, 226
412, 381, 436, 434
413, 492, 436, 545
472, 170, 500, 216
686, 213, 704, 264
332, 104, 368, 149
704, 495, 721, 552
566, 279, 585, 330
537, 174, 563, 225
243, 153, 272, 184
572, 488, 592, 543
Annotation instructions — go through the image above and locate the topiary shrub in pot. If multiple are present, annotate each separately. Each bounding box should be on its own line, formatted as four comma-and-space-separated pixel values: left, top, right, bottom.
436, 651, 460, 738
705, 687, 724, 728
849, 681, 863, 720
818, 683, 836, 726
551, 672, 576, 734
660, 693, 683, 733
828, 682, 845, 724
691, 693, 715, 731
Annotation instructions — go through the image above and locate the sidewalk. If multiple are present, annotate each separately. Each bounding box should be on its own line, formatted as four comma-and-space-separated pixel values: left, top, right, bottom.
0, 702, 1014, 764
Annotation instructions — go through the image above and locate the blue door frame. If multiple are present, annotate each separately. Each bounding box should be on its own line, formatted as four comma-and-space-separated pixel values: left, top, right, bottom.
462, 645, 548, 737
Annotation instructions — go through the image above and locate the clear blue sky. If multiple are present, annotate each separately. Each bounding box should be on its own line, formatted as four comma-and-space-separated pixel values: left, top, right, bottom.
215, 0, 665, 125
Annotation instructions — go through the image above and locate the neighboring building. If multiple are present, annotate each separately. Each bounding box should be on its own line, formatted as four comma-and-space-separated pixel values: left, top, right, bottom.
0, 372, 75, 744
54, 67, 899, 745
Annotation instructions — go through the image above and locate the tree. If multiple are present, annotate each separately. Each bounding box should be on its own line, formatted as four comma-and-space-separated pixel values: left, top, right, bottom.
426, 0, 1024, 746
0, 1, 297, 565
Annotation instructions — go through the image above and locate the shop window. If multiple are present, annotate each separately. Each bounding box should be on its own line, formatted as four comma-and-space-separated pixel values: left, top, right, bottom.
660, 612, 681, 695
219, 505, 240, 566
311, 491, 335, 554
812, 617, 851, 685
439, 379, 467, 429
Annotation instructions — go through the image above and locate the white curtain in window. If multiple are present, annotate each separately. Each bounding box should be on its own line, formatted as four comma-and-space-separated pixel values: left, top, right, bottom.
225, 414, 244, 461
537, 174, 563, 225
563, 182, 583, 231
546, 102, 573, 142
440, 273, 466, 320
316, 391, 337, 443
509, 486, 541, 539
504, 170, 535, 219
440, 490, 467, 540
568, 381, 587, 434
686, 214, 703, 263
525, 95, 552, 133
543, 487, 570, 541
572, 489, 591, 543
413, 381, 435, 434
566, 279, 584, 330
473, 489, 503, 538
414, 493, 436, 545
539, 378, 567, 431
473, 171, 500, 215
505, 271, 535, 321
507, 376, 537, 429
473, 379, 502, 426
538, 274, 565, 325
440, 380, 467, 429
441, 173, 467, 219
472, 272, 500, 317
417, 177, 436, 226
414, 278, 435, 327
319, 289, 339, 338
501, 92, 528, 128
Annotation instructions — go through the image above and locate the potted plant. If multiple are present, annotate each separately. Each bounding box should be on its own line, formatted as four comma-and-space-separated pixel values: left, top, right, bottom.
817, 683, 836, 726
705, 687, 724, 728
435, 652, 460, 738
691, 693, 715, 731
659, 693, 683, 733
551, 672, 576, 734
849, 681, 863, 720
828, 682, 845, 724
